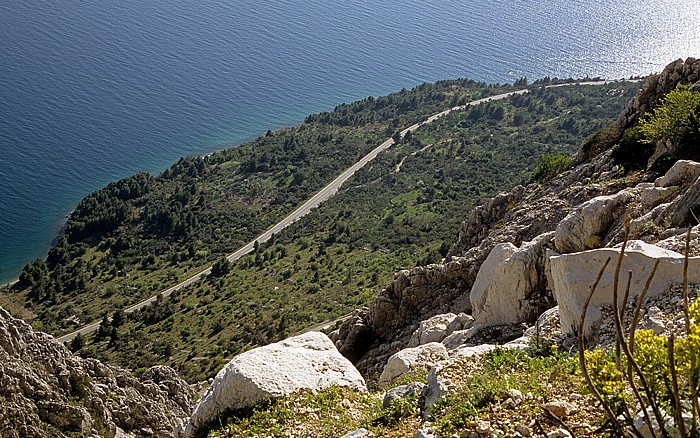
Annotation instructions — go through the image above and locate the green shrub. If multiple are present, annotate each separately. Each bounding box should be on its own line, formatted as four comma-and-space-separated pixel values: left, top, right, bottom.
530, 153, 573, 182
639, 85, 700, 148
68, 372, 91, 399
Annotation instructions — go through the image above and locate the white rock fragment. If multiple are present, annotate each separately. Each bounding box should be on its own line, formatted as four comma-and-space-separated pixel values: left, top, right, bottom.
382, 382, 427, 408
546, 429, 572, 438
379, 342, 448, 386
408, 313, 475, 348
555, 190, 635, 253
475, 420, 491, 434
654, 160, 700, 188
515, 424, 532, 437
413, 427, 439, 438
543, 400, 578, 418
341, 428, 371, 438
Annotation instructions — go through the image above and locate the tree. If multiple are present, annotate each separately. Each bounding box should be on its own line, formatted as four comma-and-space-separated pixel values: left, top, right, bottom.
210, 256, 231, 277
70, 333, 85, 352
112, 309, 125, 327
108, 327, 119, 347
97, 315, 111, 340
18, 259, 46, 288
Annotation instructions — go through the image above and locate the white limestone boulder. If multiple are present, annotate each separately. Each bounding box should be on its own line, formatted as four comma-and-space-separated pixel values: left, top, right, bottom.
470, 232, 553, 328
407, 313, 473, 347
654, 159, 700, 188
554, 190, 635, 253
180, 332, 366, 437
408, 313, 455, 347
549, 240, 700, 336
378, 342, 448, 387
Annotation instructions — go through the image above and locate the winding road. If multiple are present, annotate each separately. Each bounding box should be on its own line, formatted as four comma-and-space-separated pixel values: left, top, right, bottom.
57, 80, 621, 343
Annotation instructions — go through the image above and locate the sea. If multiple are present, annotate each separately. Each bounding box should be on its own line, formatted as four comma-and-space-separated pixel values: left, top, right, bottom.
0, 0, 699, 284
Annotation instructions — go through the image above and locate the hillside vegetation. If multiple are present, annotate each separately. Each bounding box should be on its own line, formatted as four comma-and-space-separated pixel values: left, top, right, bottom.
0, 79, 641, 383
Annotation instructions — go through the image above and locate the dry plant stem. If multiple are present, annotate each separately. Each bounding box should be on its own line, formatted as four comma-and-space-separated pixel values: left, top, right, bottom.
667, 334, 688, 438
629, 260, 660, 354
683, 226, 691, 333
617, 271, 633, 370
577, 257, 630, 436
627, 259, 661, 430
541, 405, 576, 438
533, 418, 547, 436
614, 230, 668, 438
611, 230, 627, 355
621, 271, 633, 328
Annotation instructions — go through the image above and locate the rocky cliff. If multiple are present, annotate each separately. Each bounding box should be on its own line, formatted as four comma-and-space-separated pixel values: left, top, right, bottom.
0, 307, 195, 438
331, 57, 700, 381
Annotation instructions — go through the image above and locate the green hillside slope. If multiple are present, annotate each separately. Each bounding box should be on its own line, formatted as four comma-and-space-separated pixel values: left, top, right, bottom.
0, 78, 641, 382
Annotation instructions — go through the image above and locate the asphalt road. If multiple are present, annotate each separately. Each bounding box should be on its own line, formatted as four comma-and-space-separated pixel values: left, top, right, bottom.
57, 81, 620, 344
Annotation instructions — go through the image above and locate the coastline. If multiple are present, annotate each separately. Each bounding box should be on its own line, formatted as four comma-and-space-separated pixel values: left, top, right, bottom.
1, 279, 18, 289
0, 77, 639, 288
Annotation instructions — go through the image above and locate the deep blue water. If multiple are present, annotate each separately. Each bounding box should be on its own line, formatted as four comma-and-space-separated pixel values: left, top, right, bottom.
1, 0, 699, 284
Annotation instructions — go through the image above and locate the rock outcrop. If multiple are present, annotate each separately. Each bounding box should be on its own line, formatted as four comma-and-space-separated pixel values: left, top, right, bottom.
180, 332, 365, 437
550, 240, 700, 336
579, 57, 700, 165
554, 190, 635, 253
470, 232, 554, 328
332, 150, 621, 377
407, 312, 473, 347
616, 57, 700, 134
0, 307, 194, 438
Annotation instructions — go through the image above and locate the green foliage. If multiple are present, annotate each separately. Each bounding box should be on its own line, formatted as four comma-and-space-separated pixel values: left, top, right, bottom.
585, 298, 700, 435
66, 172, 152, 242
210, 386, 378, 438
206, 347, 586, 437
70, 333, 85, 352
614, 86, 700, 170
96, 315, 110, 340
612, 125, 650, 169
17, 259, 47, 289
304, 79, 497, 127
580, 124, 624, 162
514, 77, 528, 87
112, 309, 125, 327
433, 347, 581, 435
530, 153, 573, 182
68, 372, 91, 399
210, 257, 231, 278
371, 395, 421, 427
639, 85, 700, 148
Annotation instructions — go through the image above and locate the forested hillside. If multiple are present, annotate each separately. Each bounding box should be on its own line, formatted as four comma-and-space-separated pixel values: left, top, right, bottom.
0, 78, 641, 382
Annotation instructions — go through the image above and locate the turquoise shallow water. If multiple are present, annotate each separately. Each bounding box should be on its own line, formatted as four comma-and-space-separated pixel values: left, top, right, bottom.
0, 0, 699, 283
